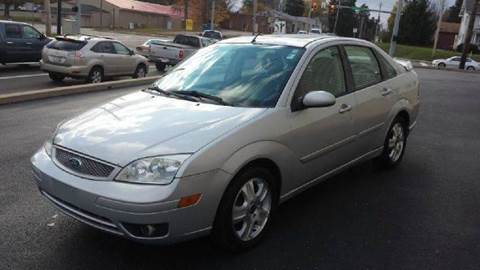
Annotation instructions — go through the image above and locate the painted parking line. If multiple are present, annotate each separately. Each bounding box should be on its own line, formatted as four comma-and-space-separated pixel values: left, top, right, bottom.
0, 73, 48, 80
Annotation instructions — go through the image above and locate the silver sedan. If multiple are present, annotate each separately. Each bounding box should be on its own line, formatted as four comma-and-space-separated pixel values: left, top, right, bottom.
31, 34, 419, 251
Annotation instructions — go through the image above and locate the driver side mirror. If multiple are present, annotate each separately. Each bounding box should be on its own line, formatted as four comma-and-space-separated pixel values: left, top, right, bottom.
129, 50, 135, 56
293, 91, 336, 111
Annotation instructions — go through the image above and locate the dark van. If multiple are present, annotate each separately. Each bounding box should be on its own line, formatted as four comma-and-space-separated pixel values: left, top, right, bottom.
0, 20, 51, 64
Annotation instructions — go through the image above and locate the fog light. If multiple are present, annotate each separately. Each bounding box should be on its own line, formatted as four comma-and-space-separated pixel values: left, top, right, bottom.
122, 223, 168, 238
178, 193, 201, 208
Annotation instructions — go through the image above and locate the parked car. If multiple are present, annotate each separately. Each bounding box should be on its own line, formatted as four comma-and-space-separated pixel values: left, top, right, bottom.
201, 30, 223, 40
432, 56, 479, 71
135, 38, 170, 58
149, 34, 216, 71
40, 35, 149, 83
0, 20, 51, 65
310, 28, 322, 34
32, 34, 419, 251
297, 30, 308, 34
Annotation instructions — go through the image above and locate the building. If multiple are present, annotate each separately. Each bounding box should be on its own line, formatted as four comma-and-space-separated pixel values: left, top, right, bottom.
454, 0, 480, 50
438, 22, 460, 50
47, 0, 184, 30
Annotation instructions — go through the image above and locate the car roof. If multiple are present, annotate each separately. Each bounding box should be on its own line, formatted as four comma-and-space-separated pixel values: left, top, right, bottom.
0, 20, 31, 26
219, 34, 347, 48
55, 35, 114, 42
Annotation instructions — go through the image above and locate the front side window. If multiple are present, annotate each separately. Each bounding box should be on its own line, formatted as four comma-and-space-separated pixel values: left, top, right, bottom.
22, 25, 41, 39
113, 42, 130, 55
345, 46, 382, 90
376, 52, 397, 80
296, 46, 346, 98
5, 24, 22, 39
153, 44, 305, 108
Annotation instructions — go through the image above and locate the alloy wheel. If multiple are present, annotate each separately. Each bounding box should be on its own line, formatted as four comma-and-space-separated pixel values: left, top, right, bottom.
232, 177, 272, 242
387, 122, 405, 163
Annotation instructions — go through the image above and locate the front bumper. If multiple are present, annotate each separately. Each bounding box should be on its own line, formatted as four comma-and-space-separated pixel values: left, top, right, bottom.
40, 60, 90, 77
31, 147, 231, 244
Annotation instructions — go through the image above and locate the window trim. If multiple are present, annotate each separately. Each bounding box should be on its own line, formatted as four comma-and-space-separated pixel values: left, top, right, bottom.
373, 48, 398, 81
290, 45, 351, 110
343, 45, 383, 91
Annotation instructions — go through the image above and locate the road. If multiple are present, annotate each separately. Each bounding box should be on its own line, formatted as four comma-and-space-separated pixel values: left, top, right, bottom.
1, 69, 480, 270
0, 64, 162, 94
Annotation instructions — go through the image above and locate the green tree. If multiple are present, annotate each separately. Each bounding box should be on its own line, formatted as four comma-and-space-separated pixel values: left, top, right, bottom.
327, 0, 355, 37
446, 0, 462, 23
285, 0, 305, 16
398, 0, 437, 45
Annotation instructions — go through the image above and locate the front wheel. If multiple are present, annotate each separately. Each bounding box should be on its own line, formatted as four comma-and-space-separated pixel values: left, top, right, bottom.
377, 117, 408, 169
49, 72, 65, 82
467, 66, 475, 71
155, 62, 166, 72
133, 64, 147, 78
438, 63, 446, 69
212, 167, 277, 252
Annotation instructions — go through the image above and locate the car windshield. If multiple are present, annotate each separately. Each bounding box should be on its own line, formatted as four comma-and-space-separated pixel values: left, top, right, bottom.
153, 44, 305, 108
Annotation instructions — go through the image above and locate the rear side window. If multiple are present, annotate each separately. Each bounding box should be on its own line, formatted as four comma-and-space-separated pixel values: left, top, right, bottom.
47, 40, 86, 51
174, 35, 200, 48
344, 46, 382, 90
5, 24, 22, 39
91, 42, 115, 53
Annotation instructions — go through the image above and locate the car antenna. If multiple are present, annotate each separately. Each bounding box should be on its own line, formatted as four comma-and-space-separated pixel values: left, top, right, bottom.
251, 32, 261, 43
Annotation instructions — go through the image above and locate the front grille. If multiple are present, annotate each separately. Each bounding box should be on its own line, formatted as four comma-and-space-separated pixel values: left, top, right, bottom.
55, 148, 114, 178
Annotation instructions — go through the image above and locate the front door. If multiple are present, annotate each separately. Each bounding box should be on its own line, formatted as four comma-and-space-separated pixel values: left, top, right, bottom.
112, 42, 136, 75
280, 46, 357, 182
3, 23, 30, 63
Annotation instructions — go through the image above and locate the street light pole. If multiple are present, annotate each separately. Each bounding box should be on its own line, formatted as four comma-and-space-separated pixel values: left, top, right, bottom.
75, 0, 81, 34
460, 0, 479, 69
432, 0, 446, 56
333, 0, 341, 34
44, 0, 52, 36
57, 0, 62, 35
389, 0, 403, 56
252, 0, 257, 34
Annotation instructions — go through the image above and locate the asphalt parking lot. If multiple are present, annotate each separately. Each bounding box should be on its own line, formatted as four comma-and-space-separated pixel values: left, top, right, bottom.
1, 68, 479, 270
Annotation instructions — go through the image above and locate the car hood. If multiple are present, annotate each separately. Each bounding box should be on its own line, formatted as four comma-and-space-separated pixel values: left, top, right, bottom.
54, 91, 266, 166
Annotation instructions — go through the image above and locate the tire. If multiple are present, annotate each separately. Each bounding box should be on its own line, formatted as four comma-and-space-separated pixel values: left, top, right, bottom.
467, 66, 475, 71
155, 62, 166, 72
438, 63, 446, 69
48, 72, 65, 82
377, 117, 408, 169
212, 167, 278, 252
133, 64, 147, 78
86, 66, 104, 83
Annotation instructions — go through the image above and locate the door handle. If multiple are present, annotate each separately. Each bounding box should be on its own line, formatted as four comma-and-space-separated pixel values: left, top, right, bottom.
339, 104, 352, 113
6, 41, 13, 45
381, 87, 393, 96
25, 42, 33, 45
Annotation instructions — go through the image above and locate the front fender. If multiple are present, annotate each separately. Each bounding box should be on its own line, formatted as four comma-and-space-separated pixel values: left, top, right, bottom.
220, 140, 303, 196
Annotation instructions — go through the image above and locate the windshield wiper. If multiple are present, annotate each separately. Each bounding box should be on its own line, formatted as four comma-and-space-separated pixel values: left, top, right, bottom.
172, 90, 231, 106
145, 86, 198, 102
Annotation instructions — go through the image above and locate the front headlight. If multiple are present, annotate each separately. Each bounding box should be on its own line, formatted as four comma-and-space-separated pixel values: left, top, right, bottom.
44, 138, 53, 157
116, 154, 191, 185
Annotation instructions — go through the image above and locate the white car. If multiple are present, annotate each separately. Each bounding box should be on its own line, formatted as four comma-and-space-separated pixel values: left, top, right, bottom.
432, 56, 479, 71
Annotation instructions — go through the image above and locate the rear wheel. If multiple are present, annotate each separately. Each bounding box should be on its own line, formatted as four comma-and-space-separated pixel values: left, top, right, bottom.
467, 66, 475, 71
212, 167, 277, 252
133, 64, 147, 78
48, 72, 65, 82
87, 66, 103, 83
377, 117, 408, 169
438, 63, 446, 69
155, 62, 166, 72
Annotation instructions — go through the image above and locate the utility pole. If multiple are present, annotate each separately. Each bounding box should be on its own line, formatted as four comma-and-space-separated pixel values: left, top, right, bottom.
57, 0, 62, 35
44, 0, 52, 36
375, 0, 382, 42
252, 0, 257, 34
211, 0, 215, 30
74, 0, 81, 34
184, 0, 189, 31
432, 0, 446, 56
389, 0, 403, 56
460, 0, 478, 69
333, 0, 341, 34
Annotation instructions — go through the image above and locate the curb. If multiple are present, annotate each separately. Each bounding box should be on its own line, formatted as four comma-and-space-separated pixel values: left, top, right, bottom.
0, 76, 161, 105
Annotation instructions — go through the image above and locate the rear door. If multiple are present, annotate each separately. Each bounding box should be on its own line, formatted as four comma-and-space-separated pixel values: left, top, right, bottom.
343, 45, 396, 154
3, 23, 30, 63
91, 41, 117, 75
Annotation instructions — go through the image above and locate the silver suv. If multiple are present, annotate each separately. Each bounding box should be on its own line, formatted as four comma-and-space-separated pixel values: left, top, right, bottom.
32, 35, 419, 251
40, 35, 149, 83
